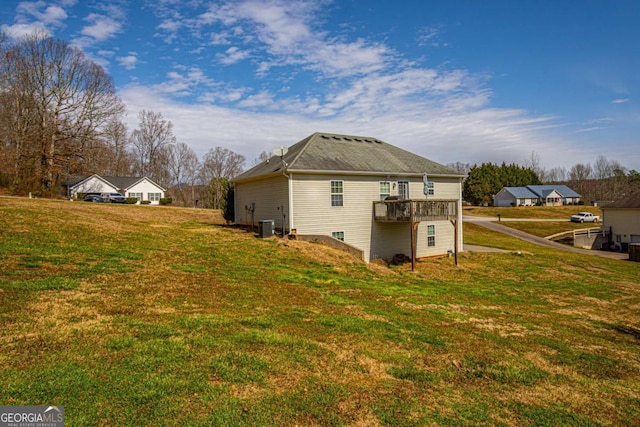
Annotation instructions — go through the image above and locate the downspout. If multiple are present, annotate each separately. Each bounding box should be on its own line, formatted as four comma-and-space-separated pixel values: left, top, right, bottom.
282, 168, 293, 235
280, 156, 293, 235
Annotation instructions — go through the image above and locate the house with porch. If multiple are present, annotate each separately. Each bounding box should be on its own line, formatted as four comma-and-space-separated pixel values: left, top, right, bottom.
493, 185, 581, 207
68, 175, 166, 204
231, 132, 465, 263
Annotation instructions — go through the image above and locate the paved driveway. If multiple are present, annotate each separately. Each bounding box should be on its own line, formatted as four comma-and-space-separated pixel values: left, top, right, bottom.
463, 215, 628, 260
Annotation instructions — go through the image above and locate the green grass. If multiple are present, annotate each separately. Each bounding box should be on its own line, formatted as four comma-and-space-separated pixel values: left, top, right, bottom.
464, 205, 601, 219
1, 197, 639, 426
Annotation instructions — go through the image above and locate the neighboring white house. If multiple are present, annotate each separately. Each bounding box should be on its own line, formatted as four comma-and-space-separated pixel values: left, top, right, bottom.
231, 132, 465, 263
493, 185, 581, 207
601, 193, 640, 251
68, 175, 166, 204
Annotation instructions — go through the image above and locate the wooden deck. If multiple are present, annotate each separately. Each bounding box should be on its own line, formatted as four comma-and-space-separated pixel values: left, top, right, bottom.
373, 199, 458, 223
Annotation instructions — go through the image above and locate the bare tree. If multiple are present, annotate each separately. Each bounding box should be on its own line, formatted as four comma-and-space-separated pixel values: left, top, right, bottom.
130, 110, 175, 185
252, 150, 271, 167
525, 151, 546, 183
199, 146, 245, 209
1, 31, 124, 194
103, 118, 130, 175
446, 162, 472, 175
545, 166, 567, 183
167, 142, 199, 206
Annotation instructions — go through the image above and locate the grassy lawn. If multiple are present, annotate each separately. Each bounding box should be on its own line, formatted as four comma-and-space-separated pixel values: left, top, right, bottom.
1, 197, 639, 426
463, 205, 602, 219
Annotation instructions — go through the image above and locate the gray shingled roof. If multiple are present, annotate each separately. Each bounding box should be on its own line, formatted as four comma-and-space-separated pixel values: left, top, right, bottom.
602, 193, 640, 209
233, 132, 463, 182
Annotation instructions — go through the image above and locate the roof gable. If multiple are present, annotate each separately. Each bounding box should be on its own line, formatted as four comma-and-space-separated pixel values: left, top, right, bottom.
234, 132, 463, 182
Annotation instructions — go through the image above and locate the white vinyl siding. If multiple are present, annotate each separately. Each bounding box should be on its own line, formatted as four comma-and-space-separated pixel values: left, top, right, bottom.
291, 174, 463, 262
234, 175, 289, 228
602, 208, 640, 245
126, 178, 165, 204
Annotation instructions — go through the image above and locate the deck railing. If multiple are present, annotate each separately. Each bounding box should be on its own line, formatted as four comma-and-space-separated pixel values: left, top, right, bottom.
373, 199, 458, 223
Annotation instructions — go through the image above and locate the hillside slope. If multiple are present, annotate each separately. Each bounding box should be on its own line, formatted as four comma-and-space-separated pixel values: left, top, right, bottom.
1, 197, 639, 426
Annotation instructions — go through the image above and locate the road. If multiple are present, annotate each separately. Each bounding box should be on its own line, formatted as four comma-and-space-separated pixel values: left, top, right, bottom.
463, 215, 628, 260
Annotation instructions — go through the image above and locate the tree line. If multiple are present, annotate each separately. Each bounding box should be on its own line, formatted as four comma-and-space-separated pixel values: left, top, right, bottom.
0, 31, 248, 209
451, 154, 640, 206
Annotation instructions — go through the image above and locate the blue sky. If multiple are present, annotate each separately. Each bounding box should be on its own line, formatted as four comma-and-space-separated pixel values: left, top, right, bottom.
1, 0, 639, 172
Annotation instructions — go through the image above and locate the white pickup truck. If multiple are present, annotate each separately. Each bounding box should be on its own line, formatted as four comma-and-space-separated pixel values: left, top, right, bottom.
570, 212, 600, 223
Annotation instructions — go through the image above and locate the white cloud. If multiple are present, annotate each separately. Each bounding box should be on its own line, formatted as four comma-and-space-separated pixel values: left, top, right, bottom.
417, 26, 445, 47
1, 22, 50, 38
117, 54, 138, 70
71, 6, 125, 48
80, 13, 121, 40
16, 2, 68, 25
1, 1, 69, 38
217, 46, 251, 65
120, 77, 585, 171
151, 67, 220, 96
611, 98, 629, 104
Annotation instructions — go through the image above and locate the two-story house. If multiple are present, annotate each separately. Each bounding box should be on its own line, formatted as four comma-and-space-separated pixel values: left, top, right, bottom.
232, 132, 465, 263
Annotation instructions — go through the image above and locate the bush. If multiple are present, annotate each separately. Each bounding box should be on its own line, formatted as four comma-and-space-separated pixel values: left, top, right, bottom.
141, 200, 151, 205
159, 197, 172, 205
125, 198, 138, 204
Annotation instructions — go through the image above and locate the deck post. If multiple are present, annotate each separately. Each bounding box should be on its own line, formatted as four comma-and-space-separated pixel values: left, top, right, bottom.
450, 219, 459, 266
410, 201, 416, 271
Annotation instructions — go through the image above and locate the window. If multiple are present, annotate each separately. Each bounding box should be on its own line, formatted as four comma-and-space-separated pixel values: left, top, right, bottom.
427, 224, 436, 247
331, 181, 343, 206
425, 181, 434, 196
379, 181, 390, 200
128, 192, 142, 201
398, 181, 409, 200
148, 192, 161, 202
332, 231, 345, 241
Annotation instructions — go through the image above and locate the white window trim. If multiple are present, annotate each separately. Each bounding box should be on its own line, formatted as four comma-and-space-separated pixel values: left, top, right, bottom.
398, 181, 409, 200
426, 181, 434, 196
331, 180, 344, 207
427, 224, 436, 247
129, 192, 143, 201
379, 181, 391, 201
